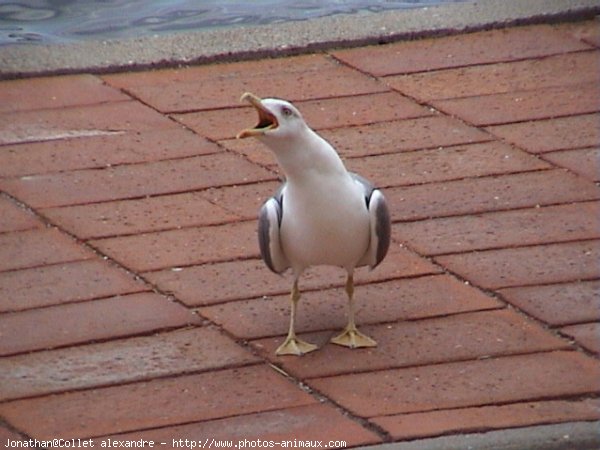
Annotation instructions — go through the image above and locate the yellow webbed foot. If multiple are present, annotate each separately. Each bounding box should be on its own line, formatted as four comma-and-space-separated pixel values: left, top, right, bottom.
276, 336, 318, 356
331, 326, 377, 349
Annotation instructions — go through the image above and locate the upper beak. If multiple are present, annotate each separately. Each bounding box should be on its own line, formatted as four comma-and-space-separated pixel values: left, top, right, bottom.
236, 92, 279, 139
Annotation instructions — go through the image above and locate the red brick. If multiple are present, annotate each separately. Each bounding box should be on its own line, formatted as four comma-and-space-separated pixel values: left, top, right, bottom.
385, 169, 600, 221
252, 309, 568, 379
227, 134, 550, 192
0, 292, 201, 355
294, 92, 429, 127
174, 92, 430, 141
435, 240, 600, 289
344, 142, 550, 188
200, 275, 501, 339
558, 20, 600, 47
373, 399, 600, 441
43, 191, 239, 239
147, 259, 283, 306
0, 74, 129, 113
104, 403, 380, 449
0, 327, 258, 401
91, 221, 258, 272
319, 116, 491, 158
175, 107, 255, 142
0, 228, 93, 272
432, 82, 600, 126
499, 280, 600, 327
219, 137, 282, 171
0, 152, 274, 208
147, 241, 439, 307
543, 147, 600, 182
0, 196, 42, 232
103, 54, 342, 89
385, 50, 600, 101
309, 351, 600, 417
107, 63, 387, 113
0, 365, 315, 439
332, 24, 591, 76
561, 323, 600, 354
201, 181, 282, 221
0, 128, 220, 178
223, 118, 495, 176
0, 423, 25, 443
486, 113, 600, 153
0, 259, 147, 313
0, 101, 177, 146
395, 201, 600, 255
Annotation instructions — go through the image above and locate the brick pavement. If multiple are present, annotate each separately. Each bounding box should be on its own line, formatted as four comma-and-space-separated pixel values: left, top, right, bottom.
0, 20, 599, 447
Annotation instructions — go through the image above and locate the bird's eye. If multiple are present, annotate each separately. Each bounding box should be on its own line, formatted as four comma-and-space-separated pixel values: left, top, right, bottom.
282, 107, 293, 117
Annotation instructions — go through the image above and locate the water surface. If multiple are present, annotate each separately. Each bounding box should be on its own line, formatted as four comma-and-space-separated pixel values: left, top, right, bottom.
0, 0, 467, 45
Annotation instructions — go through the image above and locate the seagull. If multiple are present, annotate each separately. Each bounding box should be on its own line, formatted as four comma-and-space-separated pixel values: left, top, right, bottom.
237, 92, 391, 356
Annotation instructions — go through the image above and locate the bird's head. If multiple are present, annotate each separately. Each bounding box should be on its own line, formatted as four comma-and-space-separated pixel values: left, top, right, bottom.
237, 92, 307, 142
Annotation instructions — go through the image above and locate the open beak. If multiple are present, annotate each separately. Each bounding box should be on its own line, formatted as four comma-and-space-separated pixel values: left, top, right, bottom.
236, 92, 279, 139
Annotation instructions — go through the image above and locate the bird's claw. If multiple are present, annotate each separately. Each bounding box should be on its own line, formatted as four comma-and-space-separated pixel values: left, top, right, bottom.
276, 336, 318, 356
331, 326, 377, 348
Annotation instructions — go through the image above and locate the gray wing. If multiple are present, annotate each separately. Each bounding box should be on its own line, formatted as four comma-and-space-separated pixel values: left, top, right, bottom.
351, 173, 391, 269
258, 184, 290, 274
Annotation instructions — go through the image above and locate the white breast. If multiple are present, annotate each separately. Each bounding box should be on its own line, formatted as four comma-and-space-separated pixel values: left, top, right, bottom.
280, 172, 370, 273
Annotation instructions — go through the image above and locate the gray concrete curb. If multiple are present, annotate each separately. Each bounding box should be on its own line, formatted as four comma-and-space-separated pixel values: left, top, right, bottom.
358, 421, 600, 450
0, 0, 599, 79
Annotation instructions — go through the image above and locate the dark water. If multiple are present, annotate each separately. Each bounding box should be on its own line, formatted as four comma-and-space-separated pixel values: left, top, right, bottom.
0, 0, 467, 46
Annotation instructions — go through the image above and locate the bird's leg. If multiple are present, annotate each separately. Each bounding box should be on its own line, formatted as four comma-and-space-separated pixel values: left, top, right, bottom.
331, 273, 377, 348
276, 279, 318, 356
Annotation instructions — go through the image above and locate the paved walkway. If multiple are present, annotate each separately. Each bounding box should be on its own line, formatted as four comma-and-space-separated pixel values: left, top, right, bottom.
0, 19, 599, 449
